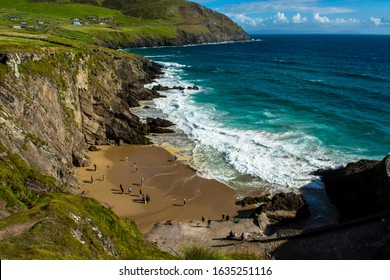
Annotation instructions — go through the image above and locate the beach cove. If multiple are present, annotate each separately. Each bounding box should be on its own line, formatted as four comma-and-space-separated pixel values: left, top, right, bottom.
75, 146, 390, 259
76, 145, 243, 234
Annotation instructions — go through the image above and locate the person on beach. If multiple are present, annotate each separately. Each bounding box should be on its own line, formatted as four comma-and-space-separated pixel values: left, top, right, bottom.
128, 187, 132, 195
140, 177, 144, 186
173, 155, 178, 161
207, 218, 212, 228
240, 233, 245, 241
139, 189, 142, 196
91, 176, 94, 184
202, 215, 205, 222
93, 164, 97, 172
183, 198, 187, 206
225, 214, 230, 221
102, 175, 105, 181
125, 156, 128, 162
146, 194, 150, 203
222, 212, 225, 221
120, 184, 124, 194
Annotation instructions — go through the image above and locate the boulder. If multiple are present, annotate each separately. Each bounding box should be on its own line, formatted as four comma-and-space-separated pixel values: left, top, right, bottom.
146, 117, 174, 128
152, 84, 170, 91
315, 156, 390, 221
88, 145, 98, 151
254, 192, 311, 226
241, 194, 270, 207
72, 151, 90, 167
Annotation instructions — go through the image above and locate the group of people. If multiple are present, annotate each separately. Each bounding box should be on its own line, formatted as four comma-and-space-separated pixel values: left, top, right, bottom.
221, 213, 230, 221
88, 161, 148, 202
227, 231, 245, 241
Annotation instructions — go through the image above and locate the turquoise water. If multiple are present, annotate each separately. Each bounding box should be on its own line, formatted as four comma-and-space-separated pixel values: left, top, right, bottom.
128, 35, 390, 191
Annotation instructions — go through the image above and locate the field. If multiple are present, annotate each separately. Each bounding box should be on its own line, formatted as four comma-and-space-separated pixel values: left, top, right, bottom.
0, 0, 192, 47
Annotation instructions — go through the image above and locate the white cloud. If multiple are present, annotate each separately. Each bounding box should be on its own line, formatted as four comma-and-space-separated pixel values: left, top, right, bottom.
370, 17, 382, 26
292, 13, 307, 23
274, 12, 289, 23
333, 18, 360, 25
217, 1, 354, 15
313, 12, 330, 23
229, 14, 265, 27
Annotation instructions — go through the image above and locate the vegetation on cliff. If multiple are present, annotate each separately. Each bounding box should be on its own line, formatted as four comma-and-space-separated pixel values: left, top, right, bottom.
0, 142, 174, 259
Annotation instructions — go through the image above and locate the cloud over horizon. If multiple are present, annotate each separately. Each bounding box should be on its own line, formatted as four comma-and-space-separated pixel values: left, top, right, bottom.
197, 0, 390, 34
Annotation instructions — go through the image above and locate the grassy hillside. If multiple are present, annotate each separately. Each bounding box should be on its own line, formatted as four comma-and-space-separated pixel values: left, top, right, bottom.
0, 0, 204, 46
0, 142, 174, 259
0, 0, 249, 48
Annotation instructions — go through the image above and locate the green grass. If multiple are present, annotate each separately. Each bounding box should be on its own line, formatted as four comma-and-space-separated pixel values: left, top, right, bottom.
183, 246, 266, 260
0, 193, 175, 259
0, 141, 57, 209
0, 141, 173, 259
0, 0, 202, 47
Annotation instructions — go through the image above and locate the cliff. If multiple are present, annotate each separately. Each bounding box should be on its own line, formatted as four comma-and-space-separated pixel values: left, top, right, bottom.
315, 156, 390, 221
0, 46, 161, 189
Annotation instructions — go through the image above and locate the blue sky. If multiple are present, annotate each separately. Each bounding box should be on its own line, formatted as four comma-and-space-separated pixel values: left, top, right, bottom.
194, 0, 390, 34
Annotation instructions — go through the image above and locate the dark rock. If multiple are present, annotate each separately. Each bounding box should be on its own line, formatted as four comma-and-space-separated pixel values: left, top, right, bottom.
152, 84, 170, 91
149, 127, 175, 134
173, 86, 185, 91
88, 145, 98, 151
316, 156, 390, 221
146, 117, 174, 128
187, 86, 199, 90
254, 192, 311, 226
241, 194, 270, 207
72, 151, 90, 167
0, 53, 8, 65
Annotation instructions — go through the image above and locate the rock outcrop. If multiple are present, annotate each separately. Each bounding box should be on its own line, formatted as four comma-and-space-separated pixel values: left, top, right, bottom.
146, 117, 175, 134
248, 192, 311, 226
315, 156, 390, 221
0, 49, 161, 189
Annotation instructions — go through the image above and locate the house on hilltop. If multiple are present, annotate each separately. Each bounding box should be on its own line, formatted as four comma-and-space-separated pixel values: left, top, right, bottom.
86, 16, 98, 21
72, 21, 84, 26
8, 16, 19, 21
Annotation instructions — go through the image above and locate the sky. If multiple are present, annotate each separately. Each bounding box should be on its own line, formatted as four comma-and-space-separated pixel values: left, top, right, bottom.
193, 0, 390, 34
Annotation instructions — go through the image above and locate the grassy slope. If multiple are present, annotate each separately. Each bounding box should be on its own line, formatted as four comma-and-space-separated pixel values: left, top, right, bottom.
0, 0, 208, 46
0, 142, 173, 259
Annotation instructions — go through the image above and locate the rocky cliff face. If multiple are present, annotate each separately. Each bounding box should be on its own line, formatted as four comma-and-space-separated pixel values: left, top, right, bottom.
315, 156, 390, 221
0, 48, 161, 189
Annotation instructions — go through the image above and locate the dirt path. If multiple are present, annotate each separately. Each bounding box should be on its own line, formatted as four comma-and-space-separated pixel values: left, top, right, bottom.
0, 218, 46, 241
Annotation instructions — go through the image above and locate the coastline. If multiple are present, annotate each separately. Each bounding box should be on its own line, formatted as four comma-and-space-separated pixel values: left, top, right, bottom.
76, 145, 243, 234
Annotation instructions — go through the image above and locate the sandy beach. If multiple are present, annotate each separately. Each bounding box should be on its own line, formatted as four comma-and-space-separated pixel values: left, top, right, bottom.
76, 145, 241, 233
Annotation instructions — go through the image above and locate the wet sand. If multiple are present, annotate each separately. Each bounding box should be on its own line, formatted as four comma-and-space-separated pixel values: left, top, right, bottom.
76, 145, 240, 233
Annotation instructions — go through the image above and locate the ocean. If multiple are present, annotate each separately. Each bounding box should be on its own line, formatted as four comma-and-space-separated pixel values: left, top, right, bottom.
127, 34, 390, 194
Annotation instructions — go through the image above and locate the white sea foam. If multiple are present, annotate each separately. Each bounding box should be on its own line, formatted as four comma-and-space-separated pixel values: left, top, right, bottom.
134, 61, 355, 190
